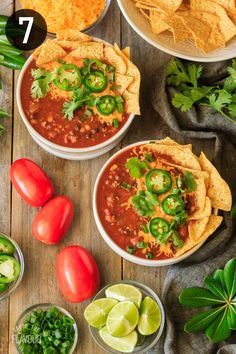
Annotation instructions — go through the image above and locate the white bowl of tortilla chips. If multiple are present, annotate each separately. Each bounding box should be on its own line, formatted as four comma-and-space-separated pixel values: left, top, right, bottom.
17, 30, 140, 160
93, 138, 232, 266
117, 0, 236, 62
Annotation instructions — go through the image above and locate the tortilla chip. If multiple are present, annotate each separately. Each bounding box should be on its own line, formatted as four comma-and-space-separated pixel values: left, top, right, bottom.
104, 46, 127, 74
174, 215, 223, 258
122, 47, 131, 60
53, 40, 89, 50
153, 0, 183, 13
188, 216, 209, 242
115, 73, 134, 95
158, 137, 192, 151
190, 0, 236, 41
180, 15, 212, 44
150, 11, 170, 34
36, 40, 66, 66
70, 42, 104, 60
161, 14, 192, 42
213, 0, 235, 10
114, 44, 141, 93
199, 152, 232, 211
190, 196, 212, 220
123, 90, 141, 115
195, 25, 226, 53
149, 143, 201, 170
56, 29, 91, 42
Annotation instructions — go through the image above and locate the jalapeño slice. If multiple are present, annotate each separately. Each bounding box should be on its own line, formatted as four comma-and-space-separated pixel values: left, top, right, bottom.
162, 194, 185, 216
146, 169, 172, 195
84, 70, 107, 93
0, 255, 21, 284
150, 217, 169, 238
0, 236, 15, 255
53, 64, 82, 91
97, 95, 116, 116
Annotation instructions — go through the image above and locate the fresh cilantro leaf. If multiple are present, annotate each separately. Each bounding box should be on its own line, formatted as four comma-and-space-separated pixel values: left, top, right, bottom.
131, 190, 159, 217
183, 171, 197, 192
166, 58, 202, 88
208, 90, 232, 112
170, 230, 184, 248
172, 93, 194, 112
31, 68, 54, 99
125, 157, 148, 178
223, 76, 236, 93
227, 103, 236, 118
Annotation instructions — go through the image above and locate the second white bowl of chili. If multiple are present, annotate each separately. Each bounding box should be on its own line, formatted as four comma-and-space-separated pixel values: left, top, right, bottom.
93, 139, 221, 267
16, 36, 139, 160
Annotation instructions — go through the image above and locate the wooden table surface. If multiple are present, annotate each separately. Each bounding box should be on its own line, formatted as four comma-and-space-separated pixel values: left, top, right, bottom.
0, 1, 174, 353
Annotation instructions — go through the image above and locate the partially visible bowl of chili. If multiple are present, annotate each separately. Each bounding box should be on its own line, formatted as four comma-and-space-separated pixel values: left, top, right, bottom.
93, 139, 224, 266
16, 35, 140, 160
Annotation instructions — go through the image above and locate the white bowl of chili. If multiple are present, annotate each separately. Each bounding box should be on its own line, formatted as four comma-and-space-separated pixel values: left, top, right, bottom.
93, 139, 223, 267
16, 35, 140, 160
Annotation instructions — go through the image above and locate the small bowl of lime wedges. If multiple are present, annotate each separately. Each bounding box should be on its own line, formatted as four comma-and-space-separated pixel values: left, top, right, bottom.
84, 280, 165, 353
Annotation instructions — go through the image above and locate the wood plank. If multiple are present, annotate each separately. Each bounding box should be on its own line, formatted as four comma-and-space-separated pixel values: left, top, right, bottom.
0, 1, 14, 353
120, 21, 170, 296
9, 1, 122, 353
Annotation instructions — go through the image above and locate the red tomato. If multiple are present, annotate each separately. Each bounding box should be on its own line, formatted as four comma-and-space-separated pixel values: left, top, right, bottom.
10, 158, 54, 207
56, 246, 100, 303
32, 196, 74, 245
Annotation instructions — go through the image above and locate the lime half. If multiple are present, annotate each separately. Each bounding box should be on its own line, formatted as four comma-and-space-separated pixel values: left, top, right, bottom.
105, 284, 142, 308
99, 326, 138, 353
106, 301, 139, 337
138, 297, 161, 335
84, 298, 118, 328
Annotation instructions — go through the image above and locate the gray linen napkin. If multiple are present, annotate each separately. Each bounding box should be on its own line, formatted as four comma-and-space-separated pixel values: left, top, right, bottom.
149, 60, 236, 354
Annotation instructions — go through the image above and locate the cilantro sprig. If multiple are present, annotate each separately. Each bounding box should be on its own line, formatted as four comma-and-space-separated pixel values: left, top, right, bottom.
131, 190, 159, 217
166, 58, 236, 123
179, 257, 236, 343
125, 157, 149, 178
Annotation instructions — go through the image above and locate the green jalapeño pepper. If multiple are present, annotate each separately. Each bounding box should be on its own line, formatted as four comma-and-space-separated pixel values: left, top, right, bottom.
0, 283, 8, 293
53, 64, 82, 91
0, 235, 15, 255
97, 95, 116, 115
150, 217, 169, 238
162, 194, 185, 216
0, 255, 21, 283
146, 169, 172, 195
84, 70, 107, 93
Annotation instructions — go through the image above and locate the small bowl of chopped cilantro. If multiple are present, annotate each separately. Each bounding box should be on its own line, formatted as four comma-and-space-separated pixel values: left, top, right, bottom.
14, 304, 78, 354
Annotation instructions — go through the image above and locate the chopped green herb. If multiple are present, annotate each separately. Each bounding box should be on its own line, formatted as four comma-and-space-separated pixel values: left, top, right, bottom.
131, 191, 159, 218
144, 153, 154, 163
120, 182, 132, 191
183, 171, 197, 192
146, 252, 154, 259
17, 306, 75, 354
113, 119, 119, 129
31, 68, 54, 99
125, 157, 148, 178
127, 246, 136, 254
141, 224, 149, 234
137, 241, 147, 249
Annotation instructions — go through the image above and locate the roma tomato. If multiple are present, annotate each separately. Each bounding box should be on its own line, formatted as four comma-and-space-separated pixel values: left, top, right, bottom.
10, 158, 54, 207
56, 246, 100, 303
32, 196, 74, 245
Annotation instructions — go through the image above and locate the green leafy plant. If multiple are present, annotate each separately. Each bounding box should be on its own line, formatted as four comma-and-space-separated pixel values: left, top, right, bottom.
166, 58, 236, 124
31, 68, 54, 99
179, 257, 236, 343
0, 78, 10, 138
131, 190, 159, 217
183, 171, 197, 192
125, 157, 149, 178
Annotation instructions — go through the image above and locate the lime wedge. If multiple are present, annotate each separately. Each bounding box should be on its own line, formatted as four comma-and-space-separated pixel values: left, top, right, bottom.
105, 284, 142, 308
138, 297, 162, 335
99, 326, 138, 353
84, 298, 118, 328
106, 301, 139, 337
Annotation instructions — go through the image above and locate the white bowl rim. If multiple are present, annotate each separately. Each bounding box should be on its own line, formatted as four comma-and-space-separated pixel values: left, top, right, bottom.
93, 139, 206, 267
16, 37, 135, 153
116, 0, 236, 63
